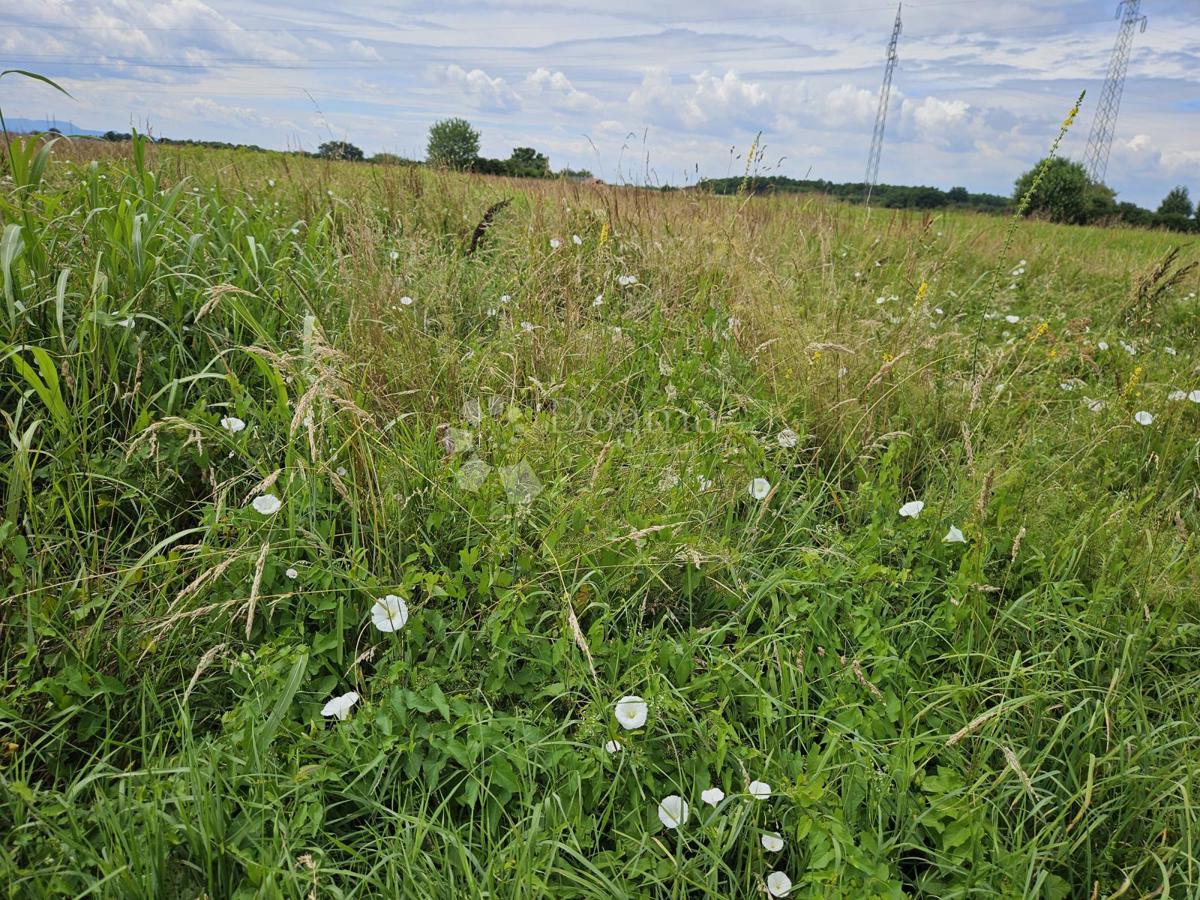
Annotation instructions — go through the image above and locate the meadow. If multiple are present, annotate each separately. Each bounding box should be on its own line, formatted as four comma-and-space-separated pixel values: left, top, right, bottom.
1, 130, 1199, 898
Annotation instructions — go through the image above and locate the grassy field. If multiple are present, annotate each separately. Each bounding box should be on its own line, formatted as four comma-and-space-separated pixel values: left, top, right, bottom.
2, 131, 1199, 898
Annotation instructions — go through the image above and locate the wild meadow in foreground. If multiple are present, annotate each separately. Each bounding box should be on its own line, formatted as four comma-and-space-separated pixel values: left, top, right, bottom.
2, 131, 1199, 899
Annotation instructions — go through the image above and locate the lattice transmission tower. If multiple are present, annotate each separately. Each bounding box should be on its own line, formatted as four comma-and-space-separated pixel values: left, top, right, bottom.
1083, 0, 1147, 184
864, 3, 903, 205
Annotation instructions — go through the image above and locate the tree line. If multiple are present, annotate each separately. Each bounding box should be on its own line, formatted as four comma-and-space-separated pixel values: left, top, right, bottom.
698, 176, 1010, 213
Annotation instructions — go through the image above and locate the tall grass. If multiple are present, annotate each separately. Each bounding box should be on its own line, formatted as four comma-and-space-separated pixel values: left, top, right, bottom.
1, 132, 1198, 898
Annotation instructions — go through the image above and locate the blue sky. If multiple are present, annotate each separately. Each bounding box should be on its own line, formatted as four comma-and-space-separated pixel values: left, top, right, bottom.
3, 0, 1198, 206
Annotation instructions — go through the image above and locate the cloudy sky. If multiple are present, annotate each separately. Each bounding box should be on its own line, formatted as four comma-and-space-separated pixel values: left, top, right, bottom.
3, 0, 1197, 206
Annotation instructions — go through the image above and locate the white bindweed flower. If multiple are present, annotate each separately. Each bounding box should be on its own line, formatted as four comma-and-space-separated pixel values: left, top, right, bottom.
336, 466, 347, 477
701, 787, 725, 806
267, 179, 276, 188
657, 794, 689, 829
697, 475, 713, 491
1165, 347, 1177, 356
1190, 390, 1200, 403
220, 416, 246, 433
521, 321, 534, 333
550, 238, 561, 249
604, 739, 622, 754
618, 274, 637, 286
898, 500, 924, 519
749, 478, 771, 500
1134, 411, 1154, 426
321, 691, 358, 721
762, 832, 784, 852
593, 294, 604, 306
943, 525, 966, 544
777, 428, 799, 449
766, 872, 793, 897
748, 780, 772, 800
389, 250, 399, 261
285, 567, 298, 579
615, 695, 648, 730
1169, 390, 1187, 401
572, 234, 582, 245
371, 594, 409, 632
399, 295, 414, 306
1097, 341, 1109, 351
1005, 315, 1020, 324
251, 494, 282, 515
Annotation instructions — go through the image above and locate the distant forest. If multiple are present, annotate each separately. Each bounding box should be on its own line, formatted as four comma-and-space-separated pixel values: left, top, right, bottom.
697, 176, 1011, 213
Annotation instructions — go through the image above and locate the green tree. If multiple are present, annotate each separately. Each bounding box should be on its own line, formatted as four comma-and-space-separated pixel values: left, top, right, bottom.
317, 140, 363, 161
1157, 186, 1194, 218
505, 147, 550, 178
426, 118, 480, 170
1013, 157, 1114, 225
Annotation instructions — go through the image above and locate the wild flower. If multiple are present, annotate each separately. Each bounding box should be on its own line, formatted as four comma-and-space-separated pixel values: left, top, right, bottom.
657, 795, 689, 829
336, 466, 347, 477
593, 294, 604, 306
899, 500, 924, 519
500, 294, 511, 304
1084, 397, 1105, 413
1097, 341, 1109, 351
285, 567, 298, 579
550, 238, 561, 249
766, 871, 793, 897
1190, 390, 1200, 403
572, 234, 582, 245
1169, 390, 1186, 401
521, 321, 534, 333
614, 695, 648, 730
399, 296, 414, 306
251, 494, 282, 515
372, 594, 409, 632
777, 429, 799, 449
1134, 411, 1154, 426
701, 787, 725, 806
697, 474, 713, 491
321, 691, 359, 720
604, 739, 622, 754
599, 222, 609, 244
220, 416, 246, 433
762, 832, 784, 852
389, 250, 399, 261
749, 478, 771, 500
748, 780, 772, 800
617, 274, 637, 286
1165, 347, 1177, 356
943, 525, 966, 543
1005, 315, 1020, 324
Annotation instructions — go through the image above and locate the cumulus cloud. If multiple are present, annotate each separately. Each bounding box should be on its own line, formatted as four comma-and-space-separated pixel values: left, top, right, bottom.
347, 40, 381, 61
434, 64, 522, 112
524, 68, 601, 111
628, 68, 773, 132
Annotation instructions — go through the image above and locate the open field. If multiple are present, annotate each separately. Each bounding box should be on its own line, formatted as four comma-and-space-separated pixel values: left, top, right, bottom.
2, 135, 1200, 898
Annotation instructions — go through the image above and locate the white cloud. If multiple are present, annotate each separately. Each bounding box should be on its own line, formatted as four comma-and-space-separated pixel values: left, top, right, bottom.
628, 68, 772, 132
524, 68, 601, 112
434, 64, 522, 112
347, 40, 381, 61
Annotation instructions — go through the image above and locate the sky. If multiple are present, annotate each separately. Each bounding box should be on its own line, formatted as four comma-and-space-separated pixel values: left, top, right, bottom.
2, 0, 1198, 207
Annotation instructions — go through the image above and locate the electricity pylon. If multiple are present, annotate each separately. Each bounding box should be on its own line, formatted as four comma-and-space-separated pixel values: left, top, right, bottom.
865, 3, 902, 205
1083, 0, 1147, 185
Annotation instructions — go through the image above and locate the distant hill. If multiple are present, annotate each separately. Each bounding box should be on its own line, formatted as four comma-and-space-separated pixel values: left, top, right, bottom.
3, 117, 105, 137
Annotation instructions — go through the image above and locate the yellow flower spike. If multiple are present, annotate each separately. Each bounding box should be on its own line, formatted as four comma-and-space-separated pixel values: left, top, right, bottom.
599, 222, 609, 246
